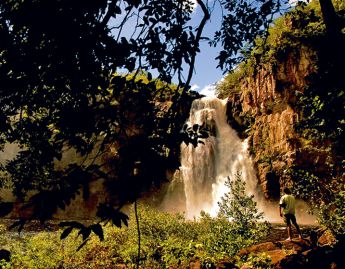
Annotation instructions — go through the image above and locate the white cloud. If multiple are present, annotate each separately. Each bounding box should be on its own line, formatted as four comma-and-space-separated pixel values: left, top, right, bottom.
199, 84, 216, 97
190, 84, 200, 91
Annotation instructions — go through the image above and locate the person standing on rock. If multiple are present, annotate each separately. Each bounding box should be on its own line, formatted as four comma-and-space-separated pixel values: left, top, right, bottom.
279, 187, 303, 241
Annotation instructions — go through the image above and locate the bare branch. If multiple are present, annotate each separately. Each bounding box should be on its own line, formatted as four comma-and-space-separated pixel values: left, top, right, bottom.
184, 0, 210, 92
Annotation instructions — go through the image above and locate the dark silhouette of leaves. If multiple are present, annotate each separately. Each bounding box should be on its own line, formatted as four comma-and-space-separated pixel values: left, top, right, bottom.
59, 221, 85, 229
59, 221, 104, 248
96, 204, 129, 228
180, 123, 210, 147
76, 239, 90, 252
60, 227, 73, 240
78, 227, 91, 241
90, 224, 104, 241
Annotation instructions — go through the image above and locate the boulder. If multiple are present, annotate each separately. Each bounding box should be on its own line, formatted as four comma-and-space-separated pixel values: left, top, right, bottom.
237, 238, 312, 267
273, 253, 307, 269
237, 242, 280, 256
317, 229, 337, 246
237, 231, 345, 269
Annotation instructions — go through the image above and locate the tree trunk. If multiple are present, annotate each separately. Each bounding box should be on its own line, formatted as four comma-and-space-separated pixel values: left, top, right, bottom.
318, 0, 342, 36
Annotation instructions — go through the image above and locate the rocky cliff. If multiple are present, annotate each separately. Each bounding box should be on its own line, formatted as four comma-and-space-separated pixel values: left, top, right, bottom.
223, 1, 345, 202
226, 47, 318, 199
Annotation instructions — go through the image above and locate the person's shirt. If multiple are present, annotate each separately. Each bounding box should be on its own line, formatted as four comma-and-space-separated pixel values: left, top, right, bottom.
279, 194, 296, 215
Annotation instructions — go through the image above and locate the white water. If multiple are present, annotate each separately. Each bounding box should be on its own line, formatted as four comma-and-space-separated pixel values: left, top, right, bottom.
162, 97, 259, 219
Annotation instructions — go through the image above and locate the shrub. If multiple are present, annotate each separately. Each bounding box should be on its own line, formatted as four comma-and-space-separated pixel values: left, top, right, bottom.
217, 172, 271, 251
0, 199, 271, 268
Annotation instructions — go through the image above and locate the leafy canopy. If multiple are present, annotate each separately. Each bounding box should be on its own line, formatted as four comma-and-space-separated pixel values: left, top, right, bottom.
218, 172, 270, 242
0, 0, 343, 237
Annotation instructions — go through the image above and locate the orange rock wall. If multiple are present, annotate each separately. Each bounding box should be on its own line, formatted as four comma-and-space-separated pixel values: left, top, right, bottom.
226, 48, 317, 198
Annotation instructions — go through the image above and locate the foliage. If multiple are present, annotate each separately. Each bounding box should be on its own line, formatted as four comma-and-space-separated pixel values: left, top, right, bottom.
211, 0, 344, 71
319, 187, 345, 236
0, 0, 207, 229
180, 123, 210, 147
215, 62, 252, 99
0, 260, 11, 269
216, 0, 345, 97
0, 203, 272, 268
0, 0, 343, 244
237, 253, 272, 269
217, 173, 271, 250
215, 1, 326, 98
213, 0, 289, 71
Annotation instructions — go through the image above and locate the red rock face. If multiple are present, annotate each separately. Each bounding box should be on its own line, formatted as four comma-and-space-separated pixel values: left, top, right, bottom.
226, 48, 318, 199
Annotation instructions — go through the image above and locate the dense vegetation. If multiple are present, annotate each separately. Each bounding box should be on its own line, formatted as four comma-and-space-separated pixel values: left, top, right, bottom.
0, 3, 344, 269
0, 0, 342, 240
0, 175, 270, 269
216, 0, 345, 237
0, 209, 264, 269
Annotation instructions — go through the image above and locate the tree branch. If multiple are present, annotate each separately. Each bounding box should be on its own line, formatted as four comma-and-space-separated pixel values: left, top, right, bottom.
184, 0, 210, 92
100, 0, 119, 28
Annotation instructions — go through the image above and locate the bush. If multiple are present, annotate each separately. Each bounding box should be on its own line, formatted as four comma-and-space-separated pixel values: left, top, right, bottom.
0, 197, 271, 268
217, 173, 271, 252
319, 187, 345, 237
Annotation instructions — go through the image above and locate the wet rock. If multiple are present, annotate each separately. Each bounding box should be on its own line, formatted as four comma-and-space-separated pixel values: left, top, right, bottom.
237, 242, 280, 256
317, 229, 337, 246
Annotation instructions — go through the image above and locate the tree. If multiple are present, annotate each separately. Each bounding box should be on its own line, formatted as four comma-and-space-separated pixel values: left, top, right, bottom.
218, 173, 270, 238
214, 0, 344, 71
213, 172, 270, 255
0, 0, 210, 232
0, 0, 343, 239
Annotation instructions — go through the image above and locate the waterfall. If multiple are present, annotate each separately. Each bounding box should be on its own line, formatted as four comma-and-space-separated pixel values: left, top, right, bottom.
162, 97, 258, 219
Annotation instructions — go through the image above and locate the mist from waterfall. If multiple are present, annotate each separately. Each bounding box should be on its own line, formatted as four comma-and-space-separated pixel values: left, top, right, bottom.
162, 97, 259, 219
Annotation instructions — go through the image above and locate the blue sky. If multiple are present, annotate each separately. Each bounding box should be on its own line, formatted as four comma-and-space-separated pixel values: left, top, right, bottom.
113, 0, 298, 96
111, 0, 225, 96
184, 0, 297, 95
184, 1, 224, 96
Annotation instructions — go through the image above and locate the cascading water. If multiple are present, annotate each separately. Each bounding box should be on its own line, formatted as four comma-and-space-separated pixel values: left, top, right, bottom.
162, 96, 259, 219
161, 96, 316, 224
